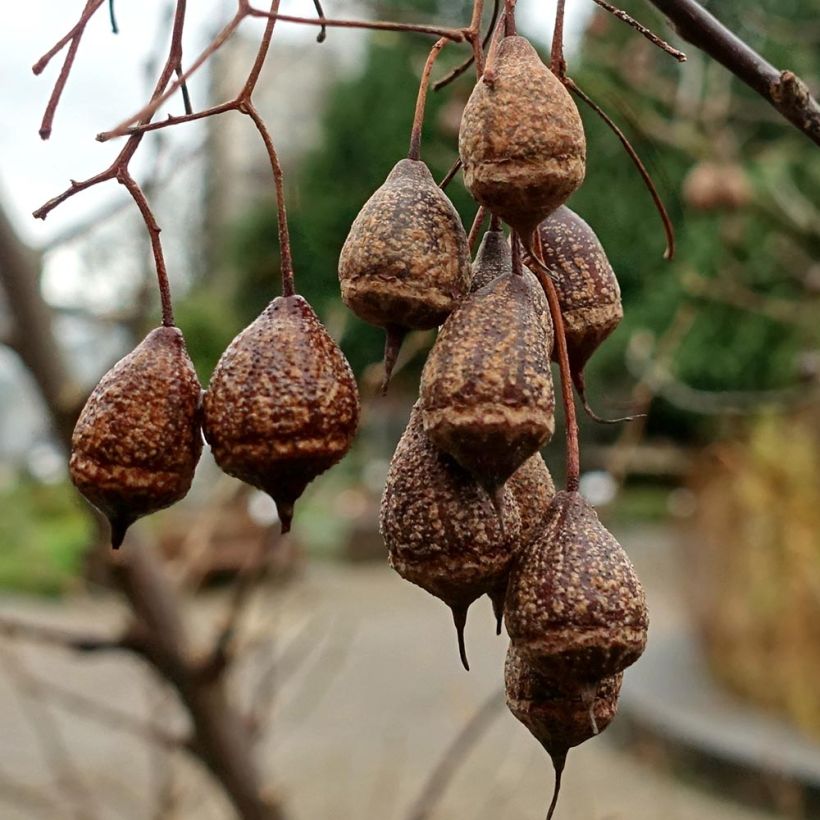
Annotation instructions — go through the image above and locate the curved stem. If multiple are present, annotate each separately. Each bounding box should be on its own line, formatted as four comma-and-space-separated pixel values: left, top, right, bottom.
526, 232, 580, 493
434, 0, 499, 91
409, 38, 448, 161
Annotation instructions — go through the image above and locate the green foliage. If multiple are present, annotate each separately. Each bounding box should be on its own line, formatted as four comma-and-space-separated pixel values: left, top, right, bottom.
0, 480, 92, 595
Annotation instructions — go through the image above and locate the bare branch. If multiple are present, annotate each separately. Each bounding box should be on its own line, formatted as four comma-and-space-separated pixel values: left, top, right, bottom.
646, 0, 820, 145
592, 0, 686, 62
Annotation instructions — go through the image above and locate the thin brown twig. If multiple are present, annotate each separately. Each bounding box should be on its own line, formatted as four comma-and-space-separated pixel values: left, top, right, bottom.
591, 0, 686, 61
564, 76, 676, 259
467, 205, 488, 253
32, 0, 107, 139
438, 158, 462, 190
434, 0, 500, 91
311, 0, 327, 42
409, 38, 449, 161
551, 0, 567, 76
528, 231, 581, 493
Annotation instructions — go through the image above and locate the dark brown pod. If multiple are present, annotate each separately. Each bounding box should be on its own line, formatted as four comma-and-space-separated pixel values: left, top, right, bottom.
459, 36, 586, 238
487, 453, 556, 634
380, 405, 521, 669
505, 643, 622, 819
505, 490, 648, 685
69, 327, 203, 549
203, 295, 359, 533
420, 269, 555, 498
469, 228, 512, 293
538, 207, 622, 405
338, 158, 471, 390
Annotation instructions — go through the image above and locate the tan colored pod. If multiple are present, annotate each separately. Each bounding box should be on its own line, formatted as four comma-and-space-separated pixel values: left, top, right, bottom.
538, 206, 622, 378
338, 158, 471, 389
469, 228, 512, 293
505, 490, 648, 685
420, 270, 555, 497
203, 295, 359, 533
505, 643, 622, 819
487, 453, 556, 633
459, 36, 586, 237
380, 404, 521, 669
69, 326, 203, 549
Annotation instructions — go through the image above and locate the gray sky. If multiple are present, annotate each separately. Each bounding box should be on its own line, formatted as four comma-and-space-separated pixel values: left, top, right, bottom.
1, 1, 591, 248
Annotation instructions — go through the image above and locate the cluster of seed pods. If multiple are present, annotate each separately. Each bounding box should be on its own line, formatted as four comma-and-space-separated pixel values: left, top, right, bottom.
342, 24, 649, 819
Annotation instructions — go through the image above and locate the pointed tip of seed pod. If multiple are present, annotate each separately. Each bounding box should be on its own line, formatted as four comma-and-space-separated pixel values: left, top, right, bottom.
275, 500, 294, 534
108, 515, 132, 550
380, 325, 406, 396
488, 586, 506, 636
451, 605, 470, 671
546, 750, 568, 820
574, 369, 645, 425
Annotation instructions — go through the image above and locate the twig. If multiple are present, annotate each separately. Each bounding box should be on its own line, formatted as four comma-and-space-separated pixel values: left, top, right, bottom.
591, 0, 686, 61
311, 0, 327, 42
434, 0, 500, 91
551, 0, 567, 77
526, 232, 581, 493
32, 0, 107, 139
405, 688, 505, 820
108, 0, 119, 34
646, 0, 820, 145
467, 205, 488, 253
564, 76, 676, 259
409, 38, 449, 161
438, 158, 462, 190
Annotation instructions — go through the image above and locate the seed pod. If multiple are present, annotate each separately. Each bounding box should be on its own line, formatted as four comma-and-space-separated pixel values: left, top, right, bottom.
505, 643, 622, 819
538, 207, 622, 391
469, 228, 512, 293
380, 405, 521, 669
420, 269, 555, 500
203, 295, 359, 533
338, 158, 471, 390
505, 490, 648, 685
459, 36, 586, 238
69, 326, 203, 549
487, 453, 555, 633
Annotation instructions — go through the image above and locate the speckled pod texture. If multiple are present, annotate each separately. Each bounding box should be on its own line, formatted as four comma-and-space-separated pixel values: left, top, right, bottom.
505, 491, 648, 684
505, 643, 622, 755
538, 207, 623, 374
459, 36, 586, 237
507, 453, 556, 547
338, 159, 470, 330
470, 229, 513, 293
203, 295, 359, 529
380, 404, 521, 609
420, 271, 555, 492
69, 326, 203, 546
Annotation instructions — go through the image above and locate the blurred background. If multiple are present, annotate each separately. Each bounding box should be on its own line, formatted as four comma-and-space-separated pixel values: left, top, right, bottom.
0, 0, 818, 818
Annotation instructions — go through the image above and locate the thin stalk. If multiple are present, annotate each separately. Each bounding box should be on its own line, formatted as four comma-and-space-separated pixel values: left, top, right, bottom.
409, 38, 448, 161
551, 0, 566, 76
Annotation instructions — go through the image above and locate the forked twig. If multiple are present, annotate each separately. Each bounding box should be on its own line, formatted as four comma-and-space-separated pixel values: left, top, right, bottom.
591, 0, 687, 62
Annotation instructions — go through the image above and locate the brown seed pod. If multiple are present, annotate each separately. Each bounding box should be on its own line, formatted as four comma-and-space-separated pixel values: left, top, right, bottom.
420, 269, 555, 500
505, 643, 622, 819
487, 453, 556, 634
69, 326, 203, 549
459, 35, 586, 238
203, 295, 359, 533
538, 207, 623, 415
505, 490, 648, 685
469, 228, 513, 293
338, 158, 471, 390
380, 404, 521, 669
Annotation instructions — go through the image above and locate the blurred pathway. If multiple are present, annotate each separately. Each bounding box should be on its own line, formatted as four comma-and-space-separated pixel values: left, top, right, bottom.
0, 524, 779, 820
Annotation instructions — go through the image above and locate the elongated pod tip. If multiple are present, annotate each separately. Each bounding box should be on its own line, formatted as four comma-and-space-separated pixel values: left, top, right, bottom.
488, 585, 506, 636
451, 604, 470, 671
108, 514, 133, 550
380, 325, 406, 396
275, 500, 294, 534
546, 750, 567, 820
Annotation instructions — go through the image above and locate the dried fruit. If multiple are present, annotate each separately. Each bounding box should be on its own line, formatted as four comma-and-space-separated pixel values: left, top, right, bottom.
380, 404, 521, 669
420, 267, 555, 500
505, 643, 622, 819
488, 453, 556, 633
203, 295, 359, 533
538, 206, 622, 405
469, 228, 513, 293
69, 326, 203, 549
459, 35, 586, 238
505, 490, 648, 684
338, 158, 471, 390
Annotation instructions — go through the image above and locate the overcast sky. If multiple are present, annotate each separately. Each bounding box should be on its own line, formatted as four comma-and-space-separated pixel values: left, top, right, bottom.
1, 1, 591, 248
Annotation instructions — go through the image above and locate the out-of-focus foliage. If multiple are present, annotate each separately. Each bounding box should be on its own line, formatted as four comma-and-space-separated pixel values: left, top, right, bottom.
690, 410, 820, 737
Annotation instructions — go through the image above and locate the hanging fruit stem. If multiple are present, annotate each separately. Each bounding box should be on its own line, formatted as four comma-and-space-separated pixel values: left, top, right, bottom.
503, 0, 517, 35
467, 205, 488, 252
551, 0, 567, 76
527, 232, 580, 493
408, 37, 448, 161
